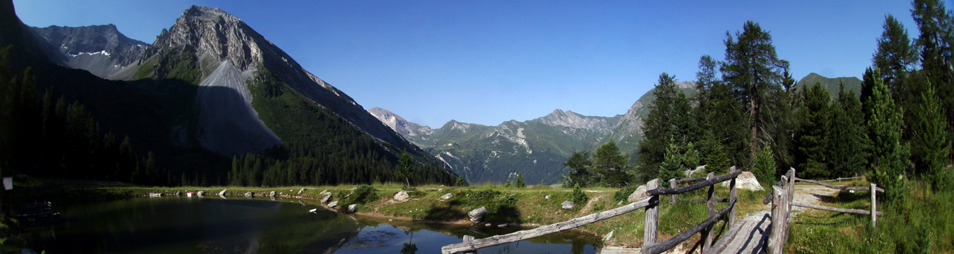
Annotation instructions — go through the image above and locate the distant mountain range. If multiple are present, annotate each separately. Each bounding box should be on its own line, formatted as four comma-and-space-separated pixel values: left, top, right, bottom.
371, 74, 862, 184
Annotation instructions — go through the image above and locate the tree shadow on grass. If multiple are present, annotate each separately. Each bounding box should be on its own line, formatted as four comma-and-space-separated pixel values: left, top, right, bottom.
423, 200, 467, 221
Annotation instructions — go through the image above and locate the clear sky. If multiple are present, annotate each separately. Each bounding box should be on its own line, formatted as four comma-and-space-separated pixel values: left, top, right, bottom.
12, 0, 933, 127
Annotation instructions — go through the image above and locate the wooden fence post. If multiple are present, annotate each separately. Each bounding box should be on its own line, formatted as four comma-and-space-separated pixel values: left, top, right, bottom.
643, 179, 659, 247
702, 172, 716, 252
871, 183, 877, 228
728, 166, 738, 228
669, 178, 677, 204
768, 184, 788, 254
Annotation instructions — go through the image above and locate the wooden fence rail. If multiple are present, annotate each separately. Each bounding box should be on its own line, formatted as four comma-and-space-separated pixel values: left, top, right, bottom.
441, 166, 742, 254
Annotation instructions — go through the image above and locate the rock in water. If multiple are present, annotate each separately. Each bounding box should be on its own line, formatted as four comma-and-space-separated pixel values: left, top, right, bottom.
308, 208, 317, 213
561, 201, 576, 209
244, 192, 253, 198
219, 189, 227, 196
268, 191, 276, 198
628, 185, 649, 202
468, 207, 489, 222
196, 191, 204, 197
327, 201, 338, 208
347, 204, 357, 213
721, 171, 764, 191
394, 191, 410, 202
297, 188, 306, 195
439, 193, 453, 200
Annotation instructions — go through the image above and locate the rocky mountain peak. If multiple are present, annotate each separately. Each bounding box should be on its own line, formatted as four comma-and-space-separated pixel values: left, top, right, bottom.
535, 109, 617, 135
150, 5, 264, 72
30, 23, 149, 78
367, 107, 433, 138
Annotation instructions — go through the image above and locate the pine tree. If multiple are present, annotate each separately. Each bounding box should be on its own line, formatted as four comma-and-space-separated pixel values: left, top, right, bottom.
866, 68, 909, 202
721, 21, 787, 167
658, 137, 683, 187
829, 85, 868, 177
753, 145, 776, 184
515, 173, 526, 188
913, 79, 951, 190
795, 83, 832, 179
874, 14, 919, 102
593, 141, 631, 187
639, 73, 680, 172
397, 150, 413, 188
562, 151, 592, 187
912, 0, 954, 158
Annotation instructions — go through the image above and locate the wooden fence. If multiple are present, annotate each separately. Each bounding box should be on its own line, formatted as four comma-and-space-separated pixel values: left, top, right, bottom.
763, 168, 884, 254
441, 166, 742, 254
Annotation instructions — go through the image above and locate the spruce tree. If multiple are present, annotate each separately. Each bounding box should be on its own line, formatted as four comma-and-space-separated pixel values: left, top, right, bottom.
639, 73, 680, 173
913, 79, 951, 190
594, 141, 631, 187
829, 85, 868, 177
658, 137, 683, 187
873, 14, 919, 102
795, 82, 832, 179
866, 68, 909, 202
721, 21, 787, 166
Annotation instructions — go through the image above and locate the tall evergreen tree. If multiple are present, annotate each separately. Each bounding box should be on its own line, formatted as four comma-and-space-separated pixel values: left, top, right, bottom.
874, 14, 919, 101
829, 85, 868, 177
913, 79, 951, 189
658, 137, 683, 188
593, 141, 631, 187
912, 0, 954, 158
562, 151, 593, 187
721, 21, 787, 167
638, 73, 690, 174
866, 68, 910, 202
794, 82, 832, 179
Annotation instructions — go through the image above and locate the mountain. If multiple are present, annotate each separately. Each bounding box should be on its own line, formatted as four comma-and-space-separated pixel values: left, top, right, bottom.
368, 107, 434, 146
2, 2, 453, 185
606, 81, 697, 153
794, 73, 862, 99
29, 24, 149, 78
371, 108, 619, 184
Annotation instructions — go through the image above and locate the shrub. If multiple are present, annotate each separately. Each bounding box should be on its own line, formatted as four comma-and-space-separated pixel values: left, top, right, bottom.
465, 190, 517, 212
571, 184, 588, 204
614, 185, 639, 202
342, 185, 378, 204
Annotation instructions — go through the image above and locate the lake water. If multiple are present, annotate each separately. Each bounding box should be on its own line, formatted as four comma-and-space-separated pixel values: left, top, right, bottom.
36, 197, 601, 254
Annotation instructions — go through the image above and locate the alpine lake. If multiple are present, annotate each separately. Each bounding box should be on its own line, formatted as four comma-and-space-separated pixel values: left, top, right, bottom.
29, 196, 602, 254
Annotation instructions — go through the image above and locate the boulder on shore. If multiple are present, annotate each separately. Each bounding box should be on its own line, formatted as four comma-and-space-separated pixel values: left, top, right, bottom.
297, 188, 306, 195
721, 171, 764, 191
268, 191, 276, 197
347, 204, 357, 213
468, 207, 489, 222
393, 191, 410, 202
627, 185, 649, 202
320, 194, 332, 203
219, 189, 227, 196
561, 201, 576, 209
328, 201, 338, 208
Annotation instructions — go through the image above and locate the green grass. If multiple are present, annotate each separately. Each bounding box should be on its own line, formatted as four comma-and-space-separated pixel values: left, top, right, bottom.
788, 180, 954, 253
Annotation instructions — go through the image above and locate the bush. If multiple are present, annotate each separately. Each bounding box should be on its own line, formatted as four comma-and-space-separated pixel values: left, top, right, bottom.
343, 185, 378, 204
571, 184, 588, 204
614, 185, 639, 202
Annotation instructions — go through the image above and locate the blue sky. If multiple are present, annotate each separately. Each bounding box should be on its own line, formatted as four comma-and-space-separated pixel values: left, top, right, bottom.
13, 0, 931, 127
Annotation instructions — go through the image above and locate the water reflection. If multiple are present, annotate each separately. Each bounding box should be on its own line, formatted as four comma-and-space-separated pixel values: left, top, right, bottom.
40, 197, 599, 254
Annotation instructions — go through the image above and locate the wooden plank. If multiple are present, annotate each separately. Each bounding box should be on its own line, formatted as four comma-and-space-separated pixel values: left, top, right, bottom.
641, 197, 738, 254
704, 219, 750, 254
440, 197, 654, 254
794, 177, 885, 193
791, 202, 883, 216
702, 172, 716, 253
643, 179, 660, 248
648, 168, 742, 196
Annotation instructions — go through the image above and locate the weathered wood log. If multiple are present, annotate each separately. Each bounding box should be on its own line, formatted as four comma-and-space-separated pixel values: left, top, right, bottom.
763, 169, 794, 204
820, 176, 864, 182
440, 197, 654, 254
767, 185, 788, 254
669, 178, 677, 204
703, 172, 716, 253
791, 202, 884, 216
794, 177, 885, 193
871, 183, 877, 228
689, 198, 730, 204
728, 166, 739, 228
641, 197, 738, 254
648, 168, 742, 196
643, 179, 660, 248
674, 176, 706, 184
